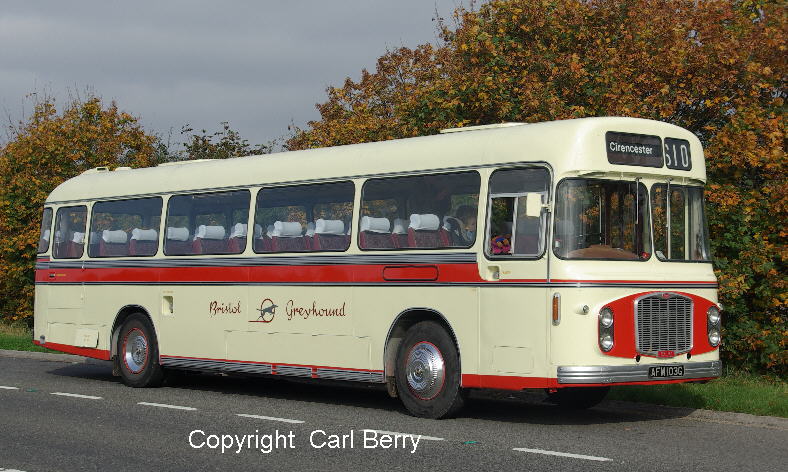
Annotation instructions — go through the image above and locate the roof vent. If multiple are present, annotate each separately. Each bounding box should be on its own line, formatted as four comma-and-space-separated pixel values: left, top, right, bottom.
439, 122, 526, 134
157, 159, 216, 167
115, 166, 132, 171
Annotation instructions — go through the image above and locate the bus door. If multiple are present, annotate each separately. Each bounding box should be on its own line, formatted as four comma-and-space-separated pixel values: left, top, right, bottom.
477, 167, 551, 382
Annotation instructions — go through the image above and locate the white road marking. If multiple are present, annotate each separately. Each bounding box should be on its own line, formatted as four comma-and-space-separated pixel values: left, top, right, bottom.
51, 392, 102, 400
362, 429, 444, 441
137, 401, 197, 411
236, 413, 305, 424
513, 447, 613, 462
0, 386, 19, 390
0, 468, 29, 471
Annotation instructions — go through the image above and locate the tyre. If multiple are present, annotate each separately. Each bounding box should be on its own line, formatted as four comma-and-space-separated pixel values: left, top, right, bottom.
547, 386, 609, 410
116, 313, 165, 388
395, 321, 466, 419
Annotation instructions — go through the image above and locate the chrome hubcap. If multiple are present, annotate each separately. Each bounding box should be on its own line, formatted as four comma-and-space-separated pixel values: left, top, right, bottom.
406, 342, 445, 400
124, 330, 148, 374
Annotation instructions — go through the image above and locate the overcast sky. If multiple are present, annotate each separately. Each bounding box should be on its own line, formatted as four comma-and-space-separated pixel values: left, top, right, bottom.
1, 1, 464, 147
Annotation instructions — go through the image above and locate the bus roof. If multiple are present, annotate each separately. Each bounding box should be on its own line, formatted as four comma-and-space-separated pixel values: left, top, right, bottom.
46, 117, 705, 204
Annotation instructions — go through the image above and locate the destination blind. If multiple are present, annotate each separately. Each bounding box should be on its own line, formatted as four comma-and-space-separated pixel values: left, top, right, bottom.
605, 131, 663, 167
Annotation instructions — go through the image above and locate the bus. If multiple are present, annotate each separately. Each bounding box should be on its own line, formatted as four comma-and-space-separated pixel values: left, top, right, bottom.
33, 117, 721, 419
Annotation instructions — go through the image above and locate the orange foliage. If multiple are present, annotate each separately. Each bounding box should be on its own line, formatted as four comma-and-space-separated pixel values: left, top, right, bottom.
0, 96, 159, 320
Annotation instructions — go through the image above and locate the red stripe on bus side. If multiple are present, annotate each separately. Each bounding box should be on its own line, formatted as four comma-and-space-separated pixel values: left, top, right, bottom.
461, 374, 558, 389
33, 340, 111, 361
460, 374, 718, 390
35, 263, 713, 286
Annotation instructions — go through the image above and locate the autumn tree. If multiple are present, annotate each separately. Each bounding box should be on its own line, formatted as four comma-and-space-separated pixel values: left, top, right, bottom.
177, 122, 275, 161
288, 0, 786, 375
0, 95, 160, 321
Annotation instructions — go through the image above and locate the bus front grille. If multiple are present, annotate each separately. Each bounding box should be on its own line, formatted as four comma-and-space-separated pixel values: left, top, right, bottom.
635, 293, 693, 356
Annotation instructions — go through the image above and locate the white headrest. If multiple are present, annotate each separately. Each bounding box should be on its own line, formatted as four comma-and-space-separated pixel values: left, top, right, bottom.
131, 228, 158, 241
392, 218, 408, 235
195, 225, 226, 240
272, 221, 302, 238
360, 216, 390, 233
254, 223, 263, 239
41, 229, 51, 242
315, 219, 344, 235
266, 224, 275, 237
167, 227, 190, 241
409, 214, 440, 231
72, 232, 85, 244
102, 230, 128, 244
230, 223, 247, 239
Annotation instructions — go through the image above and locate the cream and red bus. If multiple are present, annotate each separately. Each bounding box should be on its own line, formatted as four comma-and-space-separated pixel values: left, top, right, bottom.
33, 117, 721, 418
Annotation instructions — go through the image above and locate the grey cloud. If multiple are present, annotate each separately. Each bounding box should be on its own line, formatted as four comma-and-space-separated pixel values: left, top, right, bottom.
1, 0, 463, 146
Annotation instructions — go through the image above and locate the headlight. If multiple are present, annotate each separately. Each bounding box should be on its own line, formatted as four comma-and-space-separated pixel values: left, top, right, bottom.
707, 305, 722, 347
707, 306, 721, 326
708, 330, 721, 347
598, 307, 614, 352
599, 334, 614, 351
599, 308, 614, 328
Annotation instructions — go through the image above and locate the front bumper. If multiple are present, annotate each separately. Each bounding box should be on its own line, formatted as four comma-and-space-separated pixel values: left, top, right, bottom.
557, 360, 721, 384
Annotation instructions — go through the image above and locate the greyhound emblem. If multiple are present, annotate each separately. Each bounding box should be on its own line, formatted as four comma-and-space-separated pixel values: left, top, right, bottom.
254, 298, 277, 323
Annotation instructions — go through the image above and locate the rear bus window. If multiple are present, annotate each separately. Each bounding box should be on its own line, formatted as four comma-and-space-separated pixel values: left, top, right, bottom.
359, 172, 481, 250
254, 181, 354, 253
88, 198, 162, 257
52, 206, 88, 259
37, 208, 53, 254
165, 190, 251, 256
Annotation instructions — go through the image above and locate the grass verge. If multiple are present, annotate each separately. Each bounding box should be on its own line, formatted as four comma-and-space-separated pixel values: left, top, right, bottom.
0, 321, 56, 353
608, 369, 788, 418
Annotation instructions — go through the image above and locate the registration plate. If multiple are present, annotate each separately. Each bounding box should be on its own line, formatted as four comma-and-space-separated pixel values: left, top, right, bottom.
648, 365, 684, 379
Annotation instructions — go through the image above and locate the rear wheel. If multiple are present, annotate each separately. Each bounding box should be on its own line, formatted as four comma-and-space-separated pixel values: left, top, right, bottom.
547, 386, 609, 410
395, 321, 466, 419
116, 313, 165, 388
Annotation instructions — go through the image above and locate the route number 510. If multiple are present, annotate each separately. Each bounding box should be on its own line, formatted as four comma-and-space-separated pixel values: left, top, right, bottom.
664, 137, 692, 171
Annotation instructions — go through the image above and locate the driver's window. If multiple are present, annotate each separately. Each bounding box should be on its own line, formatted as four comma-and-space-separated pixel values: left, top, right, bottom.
486, 168, 550, 258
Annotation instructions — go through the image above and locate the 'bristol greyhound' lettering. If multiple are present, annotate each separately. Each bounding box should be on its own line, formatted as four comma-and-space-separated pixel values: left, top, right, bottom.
286, 300, 346, 320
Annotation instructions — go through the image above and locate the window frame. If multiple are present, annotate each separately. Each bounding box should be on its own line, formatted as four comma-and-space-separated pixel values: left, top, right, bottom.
357, 170, 482, 252
52, 205, 89, 260
163, 189, 251, 257
551, 177, 652, 262
483, 166, 552, 261
649, 182, 712, 264
88, 196, 163, 258
37, 207, 53, 254
253, 180, 356, 255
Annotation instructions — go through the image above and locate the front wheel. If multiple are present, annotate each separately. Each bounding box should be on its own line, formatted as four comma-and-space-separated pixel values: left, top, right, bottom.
395, 321, 466, 419
116, 313, 165, 388
547, 386, 609, 410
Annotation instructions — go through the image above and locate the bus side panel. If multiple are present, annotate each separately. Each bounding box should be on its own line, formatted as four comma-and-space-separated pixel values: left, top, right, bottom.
155, 285, 249, 363
83, 284, 160, 352
477, 287, 550, 383
352, 286, 480, 376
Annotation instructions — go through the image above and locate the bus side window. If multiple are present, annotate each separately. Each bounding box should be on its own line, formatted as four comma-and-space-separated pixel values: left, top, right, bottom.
254, 181, 354, 254
486, 168, 550, 258
359, 172, 480, 250
52, 205, 88, 259
164, 190, 250, 256
37, 207, 53, 254
88, 197, 162, 258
